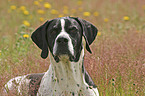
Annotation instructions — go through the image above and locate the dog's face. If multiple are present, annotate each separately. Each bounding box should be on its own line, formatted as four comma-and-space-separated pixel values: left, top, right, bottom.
31, 17, 98, 62
47, 18, 83, 62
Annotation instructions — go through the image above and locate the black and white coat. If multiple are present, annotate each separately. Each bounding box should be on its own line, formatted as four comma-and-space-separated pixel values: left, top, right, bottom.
4, 17, 99, 96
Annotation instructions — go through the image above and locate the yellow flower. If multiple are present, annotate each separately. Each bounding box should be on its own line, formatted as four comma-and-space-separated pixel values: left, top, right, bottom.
93, 11, 99, 16
123, 16, 130, 21
83, 12, 91, 17
34, 1, 40, 6
23, 34, 29, 38
23, 20, 30, 27
97, 32, 101, 36
37, 9, 45, 14
77, 0, 83, 5
23, 10, 29, 15
10, 5, 16, 10
58, 14, 64, 17
19, 6, 26, 11
44, 2, 51, 9
39, 17, 44, 21
104, 18, 109, 22
51, 9, 59, 15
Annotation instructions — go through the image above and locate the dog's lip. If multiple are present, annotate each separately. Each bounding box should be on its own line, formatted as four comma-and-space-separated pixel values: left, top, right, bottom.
69, 55, 75, 61
54, 56, 59, 62
53, 53, 75, 62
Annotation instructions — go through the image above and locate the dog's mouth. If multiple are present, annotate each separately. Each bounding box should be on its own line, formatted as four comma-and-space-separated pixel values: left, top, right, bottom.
54, 55, 75, 63
54, 55, 75, 62
53, 48, 75, 62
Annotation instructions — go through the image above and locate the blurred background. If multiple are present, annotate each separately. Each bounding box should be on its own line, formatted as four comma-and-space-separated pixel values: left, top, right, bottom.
0, 0, 145, 95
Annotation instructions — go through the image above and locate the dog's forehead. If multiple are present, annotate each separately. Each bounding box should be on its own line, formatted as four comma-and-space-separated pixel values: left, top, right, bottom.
63, 18, 79, 25
51, 17, 79, 27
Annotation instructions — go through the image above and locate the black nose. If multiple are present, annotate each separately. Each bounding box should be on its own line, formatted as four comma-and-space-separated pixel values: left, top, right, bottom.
57, 37, 68, 44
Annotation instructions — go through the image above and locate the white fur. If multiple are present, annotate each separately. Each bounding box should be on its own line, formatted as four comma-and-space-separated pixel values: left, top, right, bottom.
53, 19, 74, 56
61, 19, 65, 32
37, 47, 99, 96
4, 75, 30, 95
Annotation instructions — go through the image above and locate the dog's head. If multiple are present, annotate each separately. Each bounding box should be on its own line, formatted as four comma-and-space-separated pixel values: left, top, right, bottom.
31, 17, 98, 62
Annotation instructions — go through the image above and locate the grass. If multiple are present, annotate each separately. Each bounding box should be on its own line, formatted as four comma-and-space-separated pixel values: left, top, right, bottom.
0, 0, 145, 95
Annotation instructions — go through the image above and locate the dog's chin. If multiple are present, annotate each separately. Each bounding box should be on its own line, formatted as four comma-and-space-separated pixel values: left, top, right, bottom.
53, 53, 75, 62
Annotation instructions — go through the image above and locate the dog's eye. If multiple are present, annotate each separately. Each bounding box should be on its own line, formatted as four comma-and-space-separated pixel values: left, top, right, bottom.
50, 28, 58, 35
69, 27, 78, 33
68, 27, 78, 37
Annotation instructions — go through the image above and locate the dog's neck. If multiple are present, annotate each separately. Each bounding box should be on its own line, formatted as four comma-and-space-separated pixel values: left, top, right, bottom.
38, 41, 99, 95
49, 47, 85, 87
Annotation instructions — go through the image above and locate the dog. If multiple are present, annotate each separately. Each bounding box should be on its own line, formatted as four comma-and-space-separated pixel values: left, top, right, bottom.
4, 17, 99, 96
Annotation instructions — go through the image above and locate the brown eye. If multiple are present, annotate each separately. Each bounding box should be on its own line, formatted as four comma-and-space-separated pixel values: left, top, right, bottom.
68, 27, 78, 37
69, 27, 77, 32
50, 28, 58, 35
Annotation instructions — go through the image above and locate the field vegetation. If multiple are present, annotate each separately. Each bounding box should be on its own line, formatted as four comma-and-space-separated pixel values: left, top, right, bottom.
0, 0, 145, 95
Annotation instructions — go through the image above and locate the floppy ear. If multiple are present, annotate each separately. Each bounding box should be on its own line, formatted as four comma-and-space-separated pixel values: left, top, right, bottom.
31, 20, 52, 59
73, 17, 98, 53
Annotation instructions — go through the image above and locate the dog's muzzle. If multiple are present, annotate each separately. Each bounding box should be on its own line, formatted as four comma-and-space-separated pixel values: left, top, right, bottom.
53, 35, 75, 61
55, 37, 70, 55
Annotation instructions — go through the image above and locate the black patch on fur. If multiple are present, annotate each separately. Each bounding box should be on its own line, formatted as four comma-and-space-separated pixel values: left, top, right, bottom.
84, 71, 96, 88
77, 84, 79, 87
86, 86, 88, 89
82, 63, 84, 73
72, 92, 75, 96
26, 73, 44, 96
82, 60, 96, 88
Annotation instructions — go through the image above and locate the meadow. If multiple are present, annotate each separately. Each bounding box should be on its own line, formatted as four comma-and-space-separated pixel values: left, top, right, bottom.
0, 0, 145, 95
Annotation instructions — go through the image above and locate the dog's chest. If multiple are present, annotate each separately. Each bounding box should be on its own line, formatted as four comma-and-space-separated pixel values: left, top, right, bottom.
37, 54, 90, 96
37, 73, 91, 96
37, 64, 85, 95
37, 49, 99, 96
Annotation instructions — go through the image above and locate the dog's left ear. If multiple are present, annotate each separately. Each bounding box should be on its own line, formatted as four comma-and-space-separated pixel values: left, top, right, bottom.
73, 17, 98, 53
31, 20, 52, 59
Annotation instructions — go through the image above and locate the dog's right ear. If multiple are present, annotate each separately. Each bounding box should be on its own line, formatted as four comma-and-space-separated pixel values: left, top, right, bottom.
31, 20, 52, 59
72, 17, 98, 53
